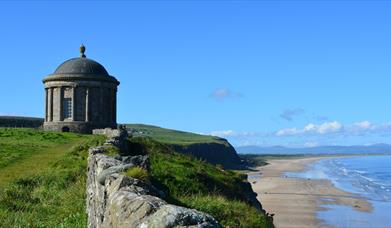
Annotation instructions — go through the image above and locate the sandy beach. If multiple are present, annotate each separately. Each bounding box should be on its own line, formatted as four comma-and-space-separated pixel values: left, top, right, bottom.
249, 157, 373, 228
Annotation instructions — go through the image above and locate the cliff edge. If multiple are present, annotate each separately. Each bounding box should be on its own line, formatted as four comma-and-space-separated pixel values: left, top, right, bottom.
127, 124, 244, 169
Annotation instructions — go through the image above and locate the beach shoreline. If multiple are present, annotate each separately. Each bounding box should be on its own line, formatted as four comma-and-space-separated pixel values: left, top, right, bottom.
249, 157, 373, 228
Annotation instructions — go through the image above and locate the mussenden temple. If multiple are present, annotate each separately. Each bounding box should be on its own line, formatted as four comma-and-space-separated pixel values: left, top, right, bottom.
42, 45, 120, 133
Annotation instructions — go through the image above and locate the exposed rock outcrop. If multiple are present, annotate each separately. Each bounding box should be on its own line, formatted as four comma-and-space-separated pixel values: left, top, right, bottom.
88, 128, 221, 228
170, 139, 244, 169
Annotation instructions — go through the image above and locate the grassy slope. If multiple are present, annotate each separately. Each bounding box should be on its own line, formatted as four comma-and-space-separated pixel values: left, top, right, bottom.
0, 128, 105, 227
130, 137, 274, 228
0, 127, 273, 227
126, 124, 224, 145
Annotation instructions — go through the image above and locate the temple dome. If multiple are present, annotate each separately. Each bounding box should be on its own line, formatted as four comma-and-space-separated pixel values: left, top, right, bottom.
53, 57, 109, 76
43, 44, 119, 84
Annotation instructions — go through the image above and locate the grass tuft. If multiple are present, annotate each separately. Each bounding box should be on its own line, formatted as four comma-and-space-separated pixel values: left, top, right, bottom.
123, 167, 149, 181
104, 145, 120, 157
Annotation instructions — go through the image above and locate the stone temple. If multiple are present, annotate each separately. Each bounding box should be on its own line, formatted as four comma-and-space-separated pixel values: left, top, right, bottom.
43, 45, 120, 133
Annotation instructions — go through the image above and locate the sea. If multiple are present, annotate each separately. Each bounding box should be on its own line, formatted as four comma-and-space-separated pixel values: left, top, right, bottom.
285, 155, 391, 228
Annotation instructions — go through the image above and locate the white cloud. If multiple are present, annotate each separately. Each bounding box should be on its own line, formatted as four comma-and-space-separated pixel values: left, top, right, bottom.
274, 120, 391, 138
208, 121, 391, 147
352, 121, 373, 130
209, 88, 242, 100
209, 130, 236, 137
317, 121, 342, 134
208, 130, 261, 139
304, 123, 317, 132
276, 121, 342, 136
276, 128, 300, 136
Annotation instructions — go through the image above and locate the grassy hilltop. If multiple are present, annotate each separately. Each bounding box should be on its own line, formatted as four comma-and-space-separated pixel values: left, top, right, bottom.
126, 124, 223, 145
0, 127, 273, 227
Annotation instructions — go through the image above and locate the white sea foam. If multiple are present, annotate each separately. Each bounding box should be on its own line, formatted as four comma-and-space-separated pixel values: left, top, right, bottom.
312, 156, 391, 228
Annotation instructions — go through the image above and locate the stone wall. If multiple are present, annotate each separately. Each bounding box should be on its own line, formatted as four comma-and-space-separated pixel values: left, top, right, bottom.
87, 128, 221, 228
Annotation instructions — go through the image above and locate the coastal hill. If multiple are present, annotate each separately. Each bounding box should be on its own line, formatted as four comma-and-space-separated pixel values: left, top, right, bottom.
237, 144, 391, 155
126, 124, 244, 169
0, 117, 244, 169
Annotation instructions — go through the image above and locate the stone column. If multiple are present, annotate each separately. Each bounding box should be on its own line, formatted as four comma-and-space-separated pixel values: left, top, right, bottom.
45, 88, 48, 122
59, 87, 64, 121
85, 88, 89, 122
48, 88, 53, 122
72, 87, 76, 121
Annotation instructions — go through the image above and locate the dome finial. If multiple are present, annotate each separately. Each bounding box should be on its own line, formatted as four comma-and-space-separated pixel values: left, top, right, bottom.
80, 44, 86, 58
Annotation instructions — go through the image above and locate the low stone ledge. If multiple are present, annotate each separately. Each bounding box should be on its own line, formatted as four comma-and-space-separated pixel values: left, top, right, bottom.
92, 127, 129, 154
87, 128, 221, 228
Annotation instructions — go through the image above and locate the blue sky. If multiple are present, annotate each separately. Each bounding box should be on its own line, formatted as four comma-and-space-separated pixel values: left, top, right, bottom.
1, 1, 391, 147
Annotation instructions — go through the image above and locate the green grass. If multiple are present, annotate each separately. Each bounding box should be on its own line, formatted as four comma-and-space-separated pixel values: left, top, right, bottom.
181, 195, 273, 228
123, 167, 149, 181
130, 137, 274, 228
126, 124, 224, 145
0, 128, 105, 227
104, 144, 121, 157
0, 128, 81, 170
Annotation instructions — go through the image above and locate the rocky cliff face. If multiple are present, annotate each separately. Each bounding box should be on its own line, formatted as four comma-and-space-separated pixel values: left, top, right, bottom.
87, 128, 221, 228
171, 139, 244, 169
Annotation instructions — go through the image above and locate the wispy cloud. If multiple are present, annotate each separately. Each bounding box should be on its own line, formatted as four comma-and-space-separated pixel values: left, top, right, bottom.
207, 121, 391, 147
209, 88, 242, 100
209, 130, 236, 137
276, 121, 343, 136
276, 121, 391, 137
280, 108, 305, 121
209, 130, 258, 138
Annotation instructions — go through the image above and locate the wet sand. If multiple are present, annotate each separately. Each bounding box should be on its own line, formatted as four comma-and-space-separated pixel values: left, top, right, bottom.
248, 157, 373, 228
